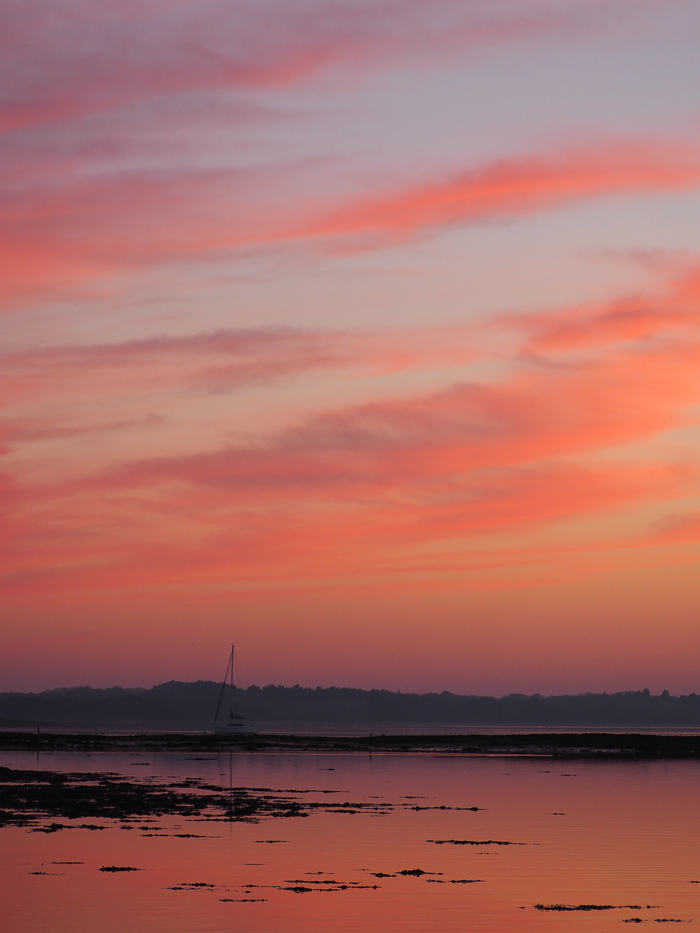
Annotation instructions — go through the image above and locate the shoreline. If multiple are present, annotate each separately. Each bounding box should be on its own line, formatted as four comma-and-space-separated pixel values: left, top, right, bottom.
2, 731, 700, 758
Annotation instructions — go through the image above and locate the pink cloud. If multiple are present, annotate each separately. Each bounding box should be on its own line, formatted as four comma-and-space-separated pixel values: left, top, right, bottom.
0, 324, 475, 412
0, 328, 349, 401
4, 260, 700, 599
4, 138, 700, 308
0, 0, 580, 132
521, 300, 697, 353
82, 330, 699, 513
308, 141, 700, 244
512, 260, 700, 352
0, 452, 691, 599
649, 512, 700, 542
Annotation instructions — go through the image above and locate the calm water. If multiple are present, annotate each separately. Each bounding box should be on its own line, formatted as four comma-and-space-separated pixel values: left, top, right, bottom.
1, 749, 699, 932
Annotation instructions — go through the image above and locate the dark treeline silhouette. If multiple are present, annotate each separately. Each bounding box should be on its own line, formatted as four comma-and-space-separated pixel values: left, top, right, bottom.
1, 683, 700, 727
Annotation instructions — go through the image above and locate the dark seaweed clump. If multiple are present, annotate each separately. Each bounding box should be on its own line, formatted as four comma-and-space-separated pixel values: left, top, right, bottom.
428, 839, 524, 846
0, 765, 311, 829
99, 866, 141, 873
0, 765, 392, 831
534, 904, 646, 912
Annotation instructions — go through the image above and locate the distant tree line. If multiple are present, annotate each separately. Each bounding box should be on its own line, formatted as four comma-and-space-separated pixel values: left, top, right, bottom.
1, 683, 700, 727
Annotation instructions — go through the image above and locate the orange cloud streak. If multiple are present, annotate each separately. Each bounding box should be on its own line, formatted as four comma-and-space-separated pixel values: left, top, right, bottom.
4, 139, 700, 307
4, 264, 700, 599
309, 142, 700, 242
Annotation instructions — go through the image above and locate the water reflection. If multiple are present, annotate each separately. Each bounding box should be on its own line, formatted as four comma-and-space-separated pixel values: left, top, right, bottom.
1, 751, 699, 932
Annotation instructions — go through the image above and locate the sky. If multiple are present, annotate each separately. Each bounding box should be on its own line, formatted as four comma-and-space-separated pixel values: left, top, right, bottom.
3, 0, 700, 695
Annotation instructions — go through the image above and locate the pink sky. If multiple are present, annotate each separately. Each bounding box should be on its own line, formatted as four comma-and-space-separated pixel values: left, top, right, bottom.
3, 0, 700, 694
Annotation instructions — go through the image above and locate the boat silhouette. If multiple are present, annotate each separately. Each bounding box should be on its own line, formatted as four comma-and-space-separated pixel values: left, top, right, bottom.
213, 645, 258, 734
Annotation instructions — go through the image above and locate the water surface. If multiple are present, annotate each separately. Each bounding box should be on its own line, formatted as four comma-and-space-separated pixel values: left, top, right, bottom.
1, 750, 699, 931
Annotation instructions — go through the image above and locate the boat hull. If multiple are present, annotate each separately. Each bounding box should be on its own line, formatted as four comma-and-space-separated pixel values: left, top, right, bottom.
214, 721, 258, 735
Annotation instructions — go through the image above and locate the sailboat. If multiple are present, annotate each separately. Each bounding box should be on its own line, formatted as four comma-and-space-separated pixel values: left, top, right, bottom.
213, 645, 258, 735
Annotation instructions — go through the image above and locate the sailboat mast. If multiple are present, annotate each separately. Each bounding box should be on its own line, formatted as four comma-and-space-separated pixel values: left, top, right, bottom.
229, 644, 235, 720
212, 644, 257, 734
213, 646, 234, 727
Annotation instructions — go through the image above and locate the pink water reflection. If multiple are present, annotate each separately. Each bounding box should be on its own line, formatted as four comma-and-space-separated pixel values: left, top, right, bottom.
1, 752, 699, 932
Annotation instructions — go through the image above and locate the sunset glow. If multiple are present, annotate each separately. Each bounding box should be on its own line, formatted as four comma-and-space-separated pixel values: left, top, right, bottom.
3, 0, 700, 693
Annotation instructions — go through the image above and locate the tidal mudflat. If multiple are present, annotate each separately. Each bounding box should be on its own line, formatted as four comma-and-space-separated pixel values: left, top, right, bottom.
1, 743, 699, 932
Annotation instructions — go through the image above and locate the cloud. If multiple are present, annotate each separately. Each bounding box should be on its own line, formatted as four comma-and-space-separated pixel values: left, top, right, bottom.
4, 261, 700, 598
4, 138, 700, 308
0, 453, 690, 599
0, 328, 347, 400
88, 328, 699, 510
0, 324, 475, 410
649, 511, 700, 542
521, 300, 697, 353
0, 0, 581, 133
0, 414, 163, 445
308, 141, 700, 245
510, 260, 700, 353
